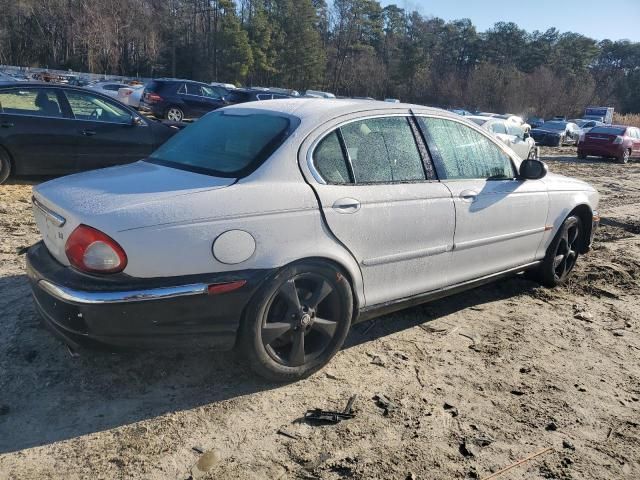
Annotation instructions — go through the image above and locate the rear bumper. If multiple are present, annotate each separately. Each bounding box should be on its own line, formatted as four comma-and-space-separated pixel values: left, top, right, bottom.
532, 134, 562, 146
26, 241, 271, 350
577, 144, 623, 158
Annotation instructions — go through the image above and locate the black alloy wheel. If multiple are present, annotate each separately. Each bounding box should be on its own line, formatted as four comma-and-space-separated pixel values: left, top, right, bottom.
240, 260, 353, 381
537, 215, 582, 287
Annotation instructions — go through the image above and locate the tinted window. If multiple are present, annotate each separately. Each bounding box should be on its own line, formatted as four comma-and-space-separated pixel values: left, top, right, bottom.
226, 91, 251, 103
0, 88, 63, 117
419, 117, 514, 180
148, 111, 295, 177
185, 83, 202, 95
490, 122, 507, 134
340, 117, 425, 183
543, 122, 566, 130
64, 90, 132, 123
103, 84, 125, 91
314, 131, 351, 183
256, 94, 273, 100
589, 126, 626, 135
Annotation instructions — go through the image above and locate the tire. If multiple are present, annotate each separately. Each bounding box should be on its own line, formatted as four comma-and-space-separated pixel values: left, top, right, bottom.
536, 215, 583, 287
577, 151, 587, 160
165, 106, 184, 122
0, 148, 11, 185
239, 260, 353, 382
617, 148, 631, 164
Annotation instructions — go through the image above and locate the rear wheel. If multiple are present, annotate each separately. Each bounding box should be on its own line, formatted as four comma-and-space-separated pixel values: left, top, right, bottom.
0, 148, 11, 184
165, 106, 184, 122
239, 260, 353, 382
617, 148, 631, 164
577, 151, 587, 160
536, 216, 582, 287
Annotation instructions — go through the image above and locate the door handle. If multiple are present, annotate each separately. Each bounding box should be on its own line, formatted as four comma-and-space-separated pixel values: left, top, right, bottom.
81, 129, 97, 136
0, 122, 14, 128
459, 190, 478, 202
332, 198, 361, 213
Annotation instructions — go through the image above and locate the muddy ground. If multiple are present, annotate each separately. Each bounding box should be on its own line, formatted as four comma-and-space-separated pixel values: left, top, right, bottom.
0, 148, 639, 480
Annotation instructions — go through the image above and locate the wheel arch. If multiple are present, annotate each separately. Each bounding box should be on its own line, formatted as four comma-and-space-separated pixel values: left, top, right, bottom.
568, 203, 593, 254
0, 143, 15, 179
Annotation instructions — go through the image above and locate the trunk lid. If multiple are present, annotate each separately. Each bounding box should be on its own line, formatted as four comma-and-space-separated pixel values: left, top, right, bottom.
32, 161, 235, 265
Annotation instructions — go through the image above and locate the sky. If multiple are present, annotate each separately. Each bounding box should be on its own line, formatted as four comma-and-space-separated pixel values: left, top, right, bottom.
380, 0, 640, 41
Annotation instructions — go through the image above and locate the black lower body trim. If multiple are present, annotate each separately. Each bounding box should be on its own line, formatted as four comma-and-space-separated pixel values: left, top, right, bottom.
26, 241, 272, 350
356, 261, 541, 322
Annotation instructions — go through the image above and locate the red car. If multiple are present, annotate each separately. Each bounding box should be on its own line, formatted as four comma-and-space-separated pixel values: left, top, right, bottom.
577, 125, 640, 164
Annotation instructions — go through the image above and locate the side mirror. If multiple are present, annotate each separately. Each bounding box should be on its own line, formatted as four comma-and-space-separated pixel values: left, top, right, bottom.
131, 115, 145, 126
519, 159, 547, 180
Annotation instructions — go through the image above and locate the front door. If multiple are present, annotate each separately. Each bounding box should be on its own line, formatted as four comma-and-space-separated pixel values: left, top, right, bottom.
61, 89, 154, 171
302, 114, 455, 306
0, 86, 77, 174
418, 116, 549, 285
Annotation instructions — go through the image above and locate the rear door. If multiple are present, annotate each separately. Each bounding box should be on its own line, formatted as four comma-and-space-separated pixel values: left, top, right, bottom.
180, 83, 225, 118
0, 86, 77, 174
301, 113, 455, 306
418, 115, 549, 285
61, 89, 154, 171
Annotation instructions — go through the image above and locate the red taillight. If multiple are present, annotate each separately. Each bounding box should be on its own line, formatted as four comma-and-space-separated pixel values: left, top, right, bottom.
146, 92, 163, 103
65, 225, 128, 274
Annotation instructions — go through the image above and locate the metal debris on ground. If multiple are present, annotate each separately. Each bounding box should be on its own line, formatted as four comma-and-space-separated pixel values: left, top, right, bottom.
373, 393, 396, 416
304, 394, 357, 424
277, 428, 300, 440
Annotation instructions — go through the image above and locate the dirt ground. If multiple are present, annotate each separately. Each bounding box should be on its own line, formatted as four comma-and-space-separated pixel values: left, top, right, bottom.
0, 147, 639, 480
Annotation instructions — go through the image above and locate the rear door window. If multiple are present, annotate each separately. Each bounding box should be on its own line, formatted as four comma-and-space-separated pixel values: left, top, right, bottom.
314, 131, 351, 184
0, 88, 64, 118
340, 117, 426, 183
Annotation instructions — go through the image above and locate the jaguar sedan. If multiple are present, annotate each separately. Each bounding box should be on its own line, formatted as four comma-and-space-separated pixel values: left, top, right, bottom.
26, 100, 600, 381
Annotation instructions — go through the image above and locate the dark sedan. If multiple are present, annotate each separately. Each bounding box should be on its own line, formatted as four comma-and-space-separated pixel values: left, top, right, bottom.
0, 82, 177, 184
223, 88, 296, 105
530, 121, 582, 147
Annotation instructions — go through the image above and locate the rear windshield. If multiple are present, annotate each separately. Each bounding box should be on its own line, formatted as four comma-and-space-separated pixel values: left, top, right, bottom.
542, 122, 566, 130
589, 126, 626, 135
147, 110, 297, 177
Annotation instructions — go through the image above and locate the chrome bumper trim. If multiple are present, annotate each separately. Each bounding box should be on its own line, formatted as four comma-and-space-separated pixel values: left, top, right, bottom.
32, 197, 66, 228
38, 280, 208, 305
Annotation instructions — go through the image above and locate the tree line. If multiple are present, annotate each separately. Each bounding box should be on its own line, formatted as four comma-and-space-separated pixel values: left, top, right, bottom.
1, 0, 640, 117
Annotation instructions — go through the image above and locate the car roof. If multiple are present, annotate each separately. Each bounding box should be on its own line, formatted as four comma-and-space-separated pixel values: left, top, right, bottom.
466, 115, 495, 122
222, 98, 459, 125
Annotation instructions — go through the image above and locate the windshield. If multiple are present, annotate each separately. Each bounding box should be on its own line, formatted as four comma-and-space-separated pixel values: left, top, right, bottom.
542, 122, 566, 131
147, 110, 296, 177
589, 126, 626, 135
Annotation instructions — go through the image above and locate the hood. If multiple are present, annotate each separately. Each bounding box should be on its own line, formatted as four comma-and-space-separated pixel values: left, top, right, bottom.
542, 172, 596, 192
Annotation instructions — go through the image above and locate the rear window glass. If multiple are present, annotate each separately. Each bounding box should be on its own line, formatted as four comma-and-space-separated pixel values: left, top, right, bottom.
542, 122, 566, 130
147, 110, 297, 177
589, 126, 626, 135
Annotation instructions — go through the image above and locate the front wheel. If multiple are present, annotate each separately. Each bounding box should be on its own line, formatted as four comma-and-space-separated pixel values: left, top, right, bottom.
537, 216, 582, 287
239, 260, 353, 382
0, 148, 11, 184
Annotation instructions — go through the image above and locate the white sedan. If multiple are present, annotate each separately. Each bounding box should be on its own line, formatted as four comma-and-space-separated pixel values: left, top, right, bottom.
27, 100, 599, 381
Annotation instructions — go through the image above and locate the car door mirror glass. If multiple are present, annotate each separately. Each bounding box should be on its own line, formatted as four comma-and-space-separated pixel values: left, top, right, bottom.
519, 159, 547, 180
